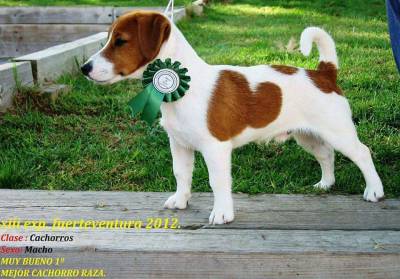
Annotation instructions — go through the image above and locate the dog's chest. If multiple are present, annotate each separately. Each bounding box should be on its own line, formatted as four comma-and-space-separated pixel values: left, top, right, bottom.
160, 101, 207, 150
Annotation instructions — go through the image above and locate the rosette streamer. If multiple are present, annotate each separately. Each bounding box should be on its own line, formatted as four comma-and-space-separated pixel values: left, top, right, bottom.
128, 58, 191, 125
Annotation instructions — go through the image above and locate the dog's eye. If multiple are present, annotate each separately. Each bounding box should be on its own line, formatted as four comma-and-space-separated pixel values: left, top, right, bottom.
115, 38, 127, 47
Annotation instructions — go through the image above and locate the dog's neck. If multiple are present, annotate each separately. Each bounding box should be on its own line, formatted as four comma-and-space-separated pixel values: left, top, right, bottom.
157, 23, 209, 76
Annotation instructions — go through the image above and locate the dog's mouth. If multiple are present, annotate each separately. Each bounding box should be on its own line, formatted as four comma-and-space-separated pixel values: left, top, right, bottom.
85, 74, 122, 85
85, 76, 110, 84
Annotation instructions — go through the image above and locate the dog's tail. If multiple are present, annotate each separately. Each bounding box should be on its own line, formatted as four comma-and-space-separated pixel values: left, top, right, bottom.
300, 27, 338, 69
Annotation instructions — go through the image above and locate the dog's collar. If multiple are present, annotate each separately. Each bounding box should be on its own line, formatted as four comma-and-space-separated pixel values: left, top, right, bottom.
128, 58, 191, 125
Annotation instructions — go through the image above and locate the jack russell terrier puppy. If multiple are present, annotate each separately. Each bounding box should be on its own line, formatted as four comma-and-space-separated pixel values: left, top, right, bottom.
81, 11, 384, 224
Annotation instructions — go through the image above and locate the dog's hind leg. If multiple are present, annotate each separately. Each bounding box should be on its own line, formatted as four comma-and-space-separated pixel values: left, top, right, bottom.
316, 113, 384, 202
294, 132, 335, 190
164, 137, 195, 209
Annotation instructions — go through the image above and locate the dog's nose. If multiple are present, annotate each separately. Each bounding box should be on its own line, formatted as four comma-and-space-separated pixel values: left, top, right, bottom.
81, 62, 93, 76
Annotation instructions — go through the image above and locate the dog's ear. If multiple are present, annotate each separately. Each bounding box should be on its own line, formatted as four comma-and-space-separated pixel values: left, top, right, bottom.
137, 13, 171, 61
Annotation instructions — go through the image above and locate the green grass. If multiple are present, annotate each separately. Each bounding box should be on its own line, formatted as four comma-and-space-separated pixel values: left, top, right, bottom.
0, 0, 399, 197
0, 0, 190, 6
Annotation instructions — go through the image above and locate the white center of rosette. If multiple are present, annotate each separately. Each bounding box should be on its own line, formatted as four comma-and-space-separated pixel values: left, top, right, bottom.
152, 69, 180, 94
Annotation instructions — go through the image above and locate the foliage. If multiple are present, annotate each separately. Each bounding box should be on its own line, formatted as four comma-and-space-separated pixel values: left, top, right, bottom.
0, 0, 190, 6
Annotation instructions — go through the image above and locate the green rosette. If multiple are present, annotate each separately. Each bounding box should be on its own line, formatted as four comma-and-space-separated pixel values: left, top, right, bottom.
128, 58, 191, 125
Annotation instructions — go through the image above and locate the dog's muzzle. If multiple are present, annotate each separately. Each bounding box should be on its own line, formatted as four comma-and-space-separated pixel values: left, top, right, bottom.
81, 62, 93, 76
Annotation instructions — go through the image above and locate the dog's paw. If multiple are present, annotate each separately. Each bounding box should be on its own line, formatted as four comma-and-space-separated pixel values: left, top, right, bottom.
313, 180, 334, 190
164, 193, 190, 209
209, 204, 234, 225
363, 185, 384, 202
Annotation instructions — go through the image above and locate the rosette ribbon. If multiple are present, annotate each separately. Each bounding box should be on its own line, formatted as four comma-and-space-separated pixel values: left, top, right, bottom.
128, 58, 191, 125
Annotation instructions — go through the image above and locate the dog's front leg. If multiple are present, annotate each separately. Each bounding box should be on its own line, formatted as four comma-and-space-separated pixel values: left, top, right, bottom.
203, 144, 234, 225
164, 137, 194, 209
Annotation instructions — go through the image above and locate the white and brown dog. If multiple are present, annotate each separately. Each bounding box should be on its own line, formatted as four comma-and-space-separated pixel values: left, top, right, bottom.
81, 11, 384, 224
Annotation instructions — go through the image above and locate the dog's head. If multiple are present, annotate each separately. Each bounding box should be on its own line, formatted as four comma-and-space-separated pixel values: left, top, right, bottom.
81, 11, 171, 84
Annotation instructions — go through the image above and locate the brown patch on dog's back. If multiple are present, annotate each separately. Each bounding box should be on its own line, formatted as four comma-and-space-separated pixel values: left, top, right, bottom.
307, 62, 342, 95
208, 70, 282, 141
271, 65, 298, 75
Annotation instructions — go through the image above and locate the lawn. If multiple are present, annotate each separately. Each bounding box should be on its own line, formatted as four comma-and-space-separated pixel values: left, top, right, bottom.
0, 0, 191, 6
0, 0, 399, 197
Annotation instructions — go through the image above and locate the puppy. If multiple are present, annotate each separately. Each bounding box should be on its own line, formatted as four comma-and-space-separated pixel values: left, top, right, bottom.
81, 11, 384, 224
